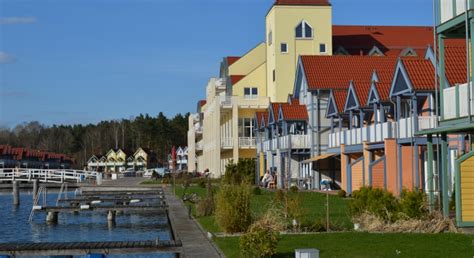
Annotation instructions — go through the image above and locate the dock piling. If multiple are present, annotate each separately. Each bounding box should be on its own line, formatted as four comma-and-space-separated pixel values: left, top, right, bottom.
46, 211, 58, 223
107, 210, 116, 222
33, 179, 39, 201
12, 181, 20, 206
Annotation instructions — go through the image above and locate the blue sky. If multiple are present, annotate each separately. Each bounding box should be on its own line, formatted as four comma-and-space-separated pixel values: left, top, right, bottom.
0, 0, 434, 127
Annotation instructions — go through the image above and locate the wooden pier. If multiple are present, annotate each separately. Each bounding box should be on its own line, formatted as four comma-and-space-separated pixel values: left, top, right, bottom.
0, 239, 182, 256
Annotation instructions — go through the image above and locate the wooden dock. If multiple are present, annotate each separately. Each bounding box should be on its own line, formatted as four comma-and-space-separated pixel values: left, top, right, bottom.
165, 188, 223, 258
36, 204, 168, 213
0, 239, 182, 256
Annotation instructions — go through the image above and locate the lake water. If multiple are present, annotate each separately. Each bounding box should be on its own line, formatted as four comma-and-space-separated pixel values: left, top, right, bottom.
0, 190, 174, 258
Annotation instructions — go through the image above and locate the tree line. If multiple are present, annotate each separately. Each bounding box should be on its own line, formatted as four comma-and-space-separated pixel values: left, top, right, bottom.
0, 112, 189, 168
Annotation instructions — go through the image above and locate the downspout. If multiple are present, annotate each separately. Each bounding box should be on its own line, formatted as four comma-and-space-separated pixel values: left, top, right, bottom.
465, 0, 471, 121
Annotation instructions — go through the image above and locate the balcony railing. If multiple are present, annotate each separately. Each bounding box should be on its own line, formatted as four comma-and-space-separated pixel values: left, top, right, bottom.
443, 83, 474, 120
239, 137, 256, 148
438, 0, 473, 25
221, 137, 233, 149
261, 134, 310, 151
220, 96, 269, 109
328, 116, 438, 148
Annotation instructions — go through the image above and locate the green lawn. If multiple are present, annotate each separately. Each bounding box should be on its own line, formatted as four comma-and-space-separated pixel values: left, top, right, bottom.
172, 185, 352, 233
215, 232, 474, 258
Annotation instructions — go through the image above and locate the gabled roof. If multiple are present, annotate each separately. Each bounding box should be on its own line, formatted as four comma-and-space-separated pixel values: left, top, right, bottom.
230, 75, 245, 85
227, 56, 240, 66
327, 89, 347, 117
274, 0, 331, 6
279, 102, 308, 121
352, 81, 372, 107
333, 25, 433, 57
401, 58, 435, 91
255, 111, 269, 129
300, 55, 397, 91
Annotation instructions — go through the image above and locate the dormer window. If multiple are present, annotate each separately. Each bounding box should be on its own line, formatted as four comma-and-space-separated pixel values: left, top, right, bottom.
296, 21, 313, 39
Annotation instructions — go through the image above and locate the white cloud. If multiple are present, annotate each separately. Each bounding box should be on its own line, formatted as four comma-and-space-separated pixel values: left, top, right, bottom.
0, 16, 37, 25
0, 52, 16, 64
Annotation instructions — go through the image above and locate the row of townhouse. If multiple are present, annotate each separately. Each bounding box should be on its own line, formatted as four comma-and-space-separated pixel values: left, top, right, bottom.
87, 148, 156, 173
0, 145, 74, 169
254, 33, 466, 193
187, 0, 440, 177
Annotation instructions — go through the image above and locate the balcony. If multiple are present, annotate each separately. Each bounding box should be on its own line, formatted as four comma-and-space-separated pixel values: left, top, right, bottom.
328, 116, 438, 148
220, 96, 269, 109
438, 0, 473, 25
221, 137, 233, 149
239, 137, 256, 148
261, 135, 309, 151
194, 123, 203, 135
443, 83, 474, 121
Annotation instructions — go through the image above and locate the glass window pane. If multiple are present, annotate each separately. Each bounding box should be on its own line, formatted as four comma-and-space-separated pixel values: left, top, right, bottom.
252, 88, 258, 95
244, 88, 250, 95
320, 44, 326, 53
296, 23, 303, 38
281, 43, 287, 53
305, 23, 312, 38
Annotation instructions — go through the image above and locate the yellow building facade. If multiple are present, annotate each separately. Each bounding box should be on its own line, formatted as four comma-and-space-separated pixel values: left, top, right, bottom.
188, 0, 334, 177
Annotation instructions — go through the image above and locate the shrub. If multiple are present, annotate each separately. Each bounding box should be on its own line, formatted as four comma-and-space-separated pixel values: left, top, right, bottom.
162, 178, 169, 184
239, 208, 282, 258
252, 186, 262, 195
215, 185, 252, 233
290, 185, 299, 193
349, 187, 399, 221
337, 190, 347, 198
399, 189, 428, 219
223, 159, 256, 185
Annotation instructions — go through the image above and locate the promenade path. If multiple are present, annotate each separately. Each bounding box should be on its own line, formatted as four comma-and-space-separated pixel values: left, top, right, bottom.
82, 177, 223, 257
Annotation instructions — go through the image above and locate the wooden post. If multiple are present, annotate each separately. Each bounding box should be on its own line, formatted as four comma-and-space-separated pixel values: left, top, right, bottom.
107, 210, 116, 222
46, 211, 58, 223
12, 181, 20, 206
32, 179, 39, 201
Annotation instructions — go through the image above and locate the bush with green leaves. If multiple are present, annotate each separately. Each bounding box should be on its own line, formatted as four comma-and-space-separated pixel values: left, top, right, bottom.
399, 189, 428, 219
349, 187, 399, 221
223, 159, 256, 185
215, 184, 252, 233
197, 178, 206, 188
239, 208, 283, 258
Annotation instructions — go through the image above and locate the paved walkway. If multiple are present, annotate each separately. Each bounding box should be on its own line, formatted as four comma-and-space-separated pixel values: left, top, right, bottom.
164, 188, 222, 258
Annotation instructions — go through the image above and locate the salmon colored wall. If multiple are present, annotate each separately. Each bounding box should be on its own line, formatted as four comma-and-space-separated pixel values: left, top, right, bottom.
372, 159, 385, 189
341, 145, 348, 192
385, 139, 399, 195
401, 146, 415, 191
352, 160, 364, 191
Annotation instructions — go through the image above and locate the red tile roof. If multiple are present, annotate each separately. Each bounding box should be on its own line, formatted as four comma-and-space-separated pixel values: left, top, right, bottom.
270, 103, 282, 123
280, 102, 308, 121
255, 111, 269, 127
352, 81, 372, 107
333, 25, 433, 57
301, 55, 398, 90
445, 43, 467, 86
227, 56, 240, 66
274, 0, 330, 6
332, 90, 347, 113
374, 82, 392, 102
230, 75, 245, 85
198, 100, 207, 107
402, 58, 436, 91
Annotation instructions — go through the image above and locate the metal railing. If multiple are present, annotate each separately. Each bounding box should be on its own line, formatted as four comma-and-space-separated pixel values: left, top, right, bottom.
239, 137, 256, 148
0, 168, 102, 185
221, 137, 233, 148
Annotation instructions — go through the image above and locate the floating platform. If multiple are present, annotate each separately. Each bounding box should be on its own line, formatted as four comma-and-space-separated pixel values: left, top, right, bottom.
0, 239, 182, 256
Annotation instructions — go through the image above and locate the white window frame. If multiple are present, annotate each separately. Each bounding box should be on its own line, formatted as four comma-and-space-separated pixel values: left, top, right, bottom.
244, 87, 258, 99
281, 43, 288, 53
319, 43, 327, 54
295, 21, 313, 39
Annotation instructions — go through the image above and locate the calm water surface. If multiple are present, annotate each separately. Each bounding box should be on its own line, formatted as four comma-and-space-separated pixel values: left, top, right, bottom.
0, 190, 174, 258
